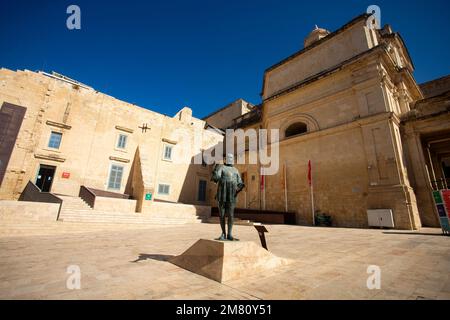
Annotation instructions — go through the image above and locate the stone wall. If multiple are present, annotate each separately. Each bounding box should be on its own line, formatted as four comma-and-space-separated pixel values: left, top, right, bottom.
93, 197, 137, 213
262, 17, 377, 99
145, 201, 211, 219
0, 200, 60, 221
203, 99, 252, 130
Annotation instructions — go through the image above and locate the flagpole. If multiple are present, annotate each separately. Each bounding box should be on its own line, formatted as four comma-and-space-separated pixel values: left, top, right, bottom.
244, 190, 247, 209
309, 160, 315, 226
284, 161, 288, 212
261, 167, 266, 211
311, 182, 315, 226
263, 172, 266, 211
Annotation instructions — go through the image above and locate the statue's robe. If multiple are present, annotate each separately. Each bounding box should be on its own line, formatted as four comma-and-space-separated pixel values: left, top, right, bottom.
211, 164, 244, 204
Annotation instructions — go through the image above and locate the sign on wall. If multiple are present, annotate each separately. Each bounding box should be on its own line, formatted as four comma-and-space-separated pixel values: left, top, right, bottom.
62, 172, 70, 179
145, 193, 152, 201
432, 190, 450, 235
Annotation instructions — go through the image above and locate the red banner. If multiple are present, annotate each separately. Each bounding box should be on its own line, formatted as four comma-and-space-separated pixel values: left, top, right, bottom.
442, 190, 450, 218
260, 174, 265, 191
308, 160, 312, 187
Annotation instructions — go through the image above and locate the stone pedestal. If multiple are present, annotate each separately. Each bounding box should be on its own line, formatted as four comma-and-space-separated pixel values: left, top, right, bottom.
169, 239, 289, 283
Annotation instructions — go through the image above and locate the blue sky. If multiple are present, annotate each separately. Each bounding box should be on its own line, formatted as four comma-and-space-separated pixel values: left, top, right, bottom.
1, 0, 449, 118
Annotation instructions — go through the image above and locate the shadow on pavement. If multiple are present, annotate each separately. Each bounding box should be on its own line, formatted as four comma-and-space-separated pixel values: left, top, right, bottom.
383, 231, 447, 237
130, 253, 175, 263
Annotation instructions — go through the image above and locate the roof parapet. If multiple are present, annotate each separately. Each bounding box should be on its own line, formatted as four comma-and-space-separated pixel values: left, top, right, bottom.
38, 71, 93, 90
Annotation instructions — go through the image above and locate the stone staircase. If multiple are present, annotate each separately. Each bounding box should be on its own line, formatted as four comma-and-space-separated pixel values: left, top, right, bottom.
58, 195, 92, 211
57, 195, 206, 225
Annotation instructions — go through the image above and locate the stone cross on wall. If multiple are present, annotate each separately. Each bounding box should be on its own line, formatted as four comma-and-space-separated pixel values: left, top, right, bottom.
138, 123, 150, 133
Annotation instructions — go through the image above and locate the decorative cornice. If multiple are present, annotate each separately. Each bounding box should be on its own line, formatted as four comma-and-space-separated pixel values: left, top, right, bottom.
278, 111, 392, 147
34, 153, 66, 162
109, 156, 130, 163
46, 120, 71, 130
264, 13, 371, 74
115, 125, 134, 134
263, 45, 385, 102
162, 138, 177, 144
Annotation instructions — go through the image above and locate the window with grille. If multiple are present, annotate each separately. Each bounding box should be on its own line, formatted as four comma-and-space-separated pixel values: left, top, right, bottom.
163, 145, 173, 160
158, 183, 170, 195
117, 134, 127, 149
108, 164, 124, 190
48, 132, 62, 149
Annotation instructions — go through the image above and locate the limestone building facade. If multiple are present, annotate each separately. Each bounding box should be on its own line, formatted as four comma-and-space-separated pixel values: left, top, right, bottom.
0, 69, 223, 214
203, 14, 450, 230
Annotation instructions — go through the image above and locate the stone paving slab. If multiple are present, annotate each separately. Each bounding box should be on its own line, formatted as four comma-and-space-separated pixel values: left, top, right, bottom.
0, 223, 449, 300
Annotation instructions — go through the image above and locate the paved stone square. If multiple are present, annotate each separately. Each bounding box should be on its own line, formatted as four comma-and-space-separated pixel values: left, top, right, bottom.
0, 222, 449, 300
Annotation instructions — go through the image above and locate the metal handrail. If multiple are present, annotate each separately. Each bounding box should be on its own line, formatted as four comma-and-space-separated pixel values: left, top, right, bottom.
78, 185, 131, 209
18, 181, 63, 220
79, 186, 96, 208
431, 178, 450, 191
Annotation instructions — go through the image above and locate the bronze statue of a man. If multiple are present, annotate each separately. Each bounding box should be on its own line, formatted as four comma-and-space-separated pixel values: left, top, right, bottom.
211, 153, 245, 241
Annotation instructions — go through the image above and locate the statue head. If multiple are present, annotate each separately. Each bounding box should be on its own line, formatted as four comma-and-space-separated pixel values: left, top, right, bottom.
224, 153, 234, 166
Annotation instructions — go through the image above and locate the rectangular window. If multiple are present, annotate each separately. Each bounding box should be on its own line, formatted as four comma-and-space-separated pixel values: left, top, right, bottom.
48, 132, 62, 149
108, 164, 124, 190
117, 134, 127, 149
158, 183, 170, 195
197, 179, 207, 202
163, 145, 173, 160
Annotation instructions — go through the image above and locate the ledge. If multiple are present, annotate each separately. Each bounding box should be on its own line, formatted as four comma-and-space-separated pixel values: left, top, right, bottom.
162, 138, 177, 144
115, 125, 134, 133
34, 153, 66, 162
46, 120, 71, 130
109, 156, 130, 163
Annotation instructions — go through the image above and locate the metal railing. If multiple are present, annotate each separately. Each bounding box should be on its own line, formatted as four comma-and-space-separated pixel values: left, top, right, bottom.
231, 107, 262, 129
18, 181, 63, 220
431, 178, 450, 191
78, 185, 131, 209
79, 186, 96, 208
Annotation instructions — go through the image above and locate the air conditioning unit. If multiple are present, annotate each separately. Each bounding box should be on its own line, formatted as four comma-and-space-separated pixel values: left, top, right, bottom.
367, 209, 395, 228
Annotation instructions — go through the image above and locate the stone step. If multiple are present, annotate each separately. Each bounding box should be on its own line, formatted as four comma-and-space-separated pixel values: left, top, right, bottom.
59, 217, 203, 225
58, 213, 204, 221
1, 219, 200, 227
0, 221, 185, 236
61, 201, 90, 204
60, 198, 86, 202
206, 217, 254, 226
59, 211, 202, 220
58, 211, 205, 224
59, 210, 206, 218
0, 220, 181, 228
2, 195, 209, 226
59, 214, 204, 222
61, 201, 91, 206
61, 207, 91, 210
61, 207, 91, 211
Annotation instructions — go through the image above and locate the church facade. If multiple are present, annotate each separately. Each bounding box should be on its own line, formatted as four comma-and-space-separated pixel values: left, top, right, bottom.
203, 13, 450, 230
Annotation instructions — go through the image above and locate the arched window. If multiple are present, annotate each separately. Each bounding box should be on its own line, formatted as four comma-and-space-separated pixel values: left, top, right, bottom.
285, 122, 308, 138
